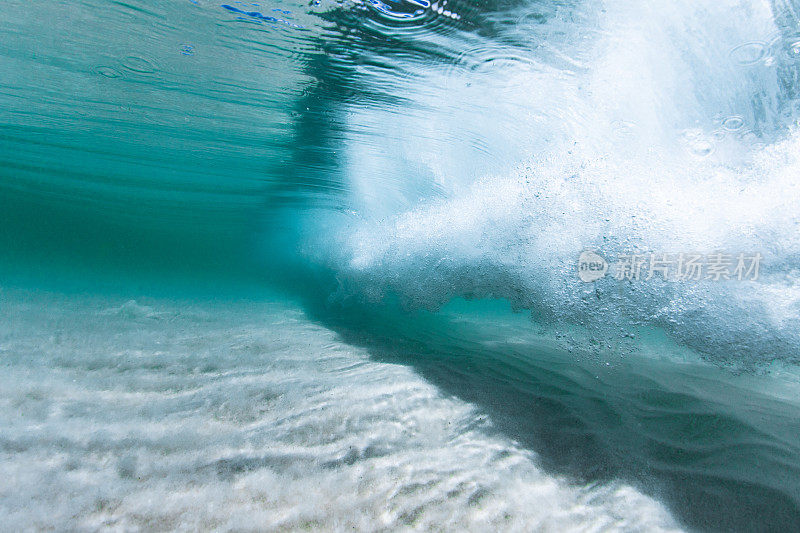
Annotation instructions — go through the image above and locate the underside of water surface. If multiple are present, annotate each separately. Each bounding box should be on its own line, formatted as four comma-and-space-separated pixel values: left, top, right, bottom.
2, 0, 800, 531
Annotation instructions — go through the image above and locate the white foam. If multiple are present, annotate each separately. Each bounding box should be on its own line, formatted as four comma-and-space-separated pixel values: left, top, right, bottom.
319, 0, 800, 366
338, 129, 800, 365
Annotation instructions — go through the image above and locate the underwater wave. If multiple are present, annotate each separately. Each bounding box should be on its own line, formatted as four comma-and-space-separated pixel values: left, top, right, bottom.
2, 0, 800, 530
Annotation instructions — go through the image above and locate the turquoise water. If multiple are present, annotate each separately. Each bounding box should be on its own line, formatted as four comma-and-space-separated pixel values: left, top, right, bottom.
2, 0, 800, 530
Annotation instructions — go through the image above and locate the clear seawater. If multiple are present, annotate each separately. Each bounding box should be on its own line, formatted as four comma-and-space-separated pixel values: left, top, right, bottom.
1, 0, 800, 530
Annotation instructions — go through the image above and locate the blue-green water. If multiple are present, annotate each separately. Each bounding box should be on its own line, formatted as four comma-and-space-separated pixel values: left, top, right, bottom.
2, 0, 800, 530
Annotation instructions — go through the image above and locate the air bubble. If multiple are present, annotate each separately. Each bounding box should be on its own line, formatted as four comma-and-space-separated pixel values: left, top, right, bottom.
690, 140, 715, 157
95, 66, 122, 78
122, 55, 157, 74
722, 116, 745, 131
768, 34, 800, 60
729, 42, 767, 65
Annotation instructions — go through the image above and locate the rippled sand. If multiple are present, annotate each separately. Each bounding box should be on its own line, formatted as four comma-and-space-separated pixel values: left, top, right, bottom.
0, 289, 679, 531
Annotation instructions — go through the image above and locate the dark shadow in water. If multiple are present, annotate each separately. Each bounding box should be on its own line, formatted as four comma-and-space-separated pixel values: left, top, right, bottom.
293, 286, 800, 532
